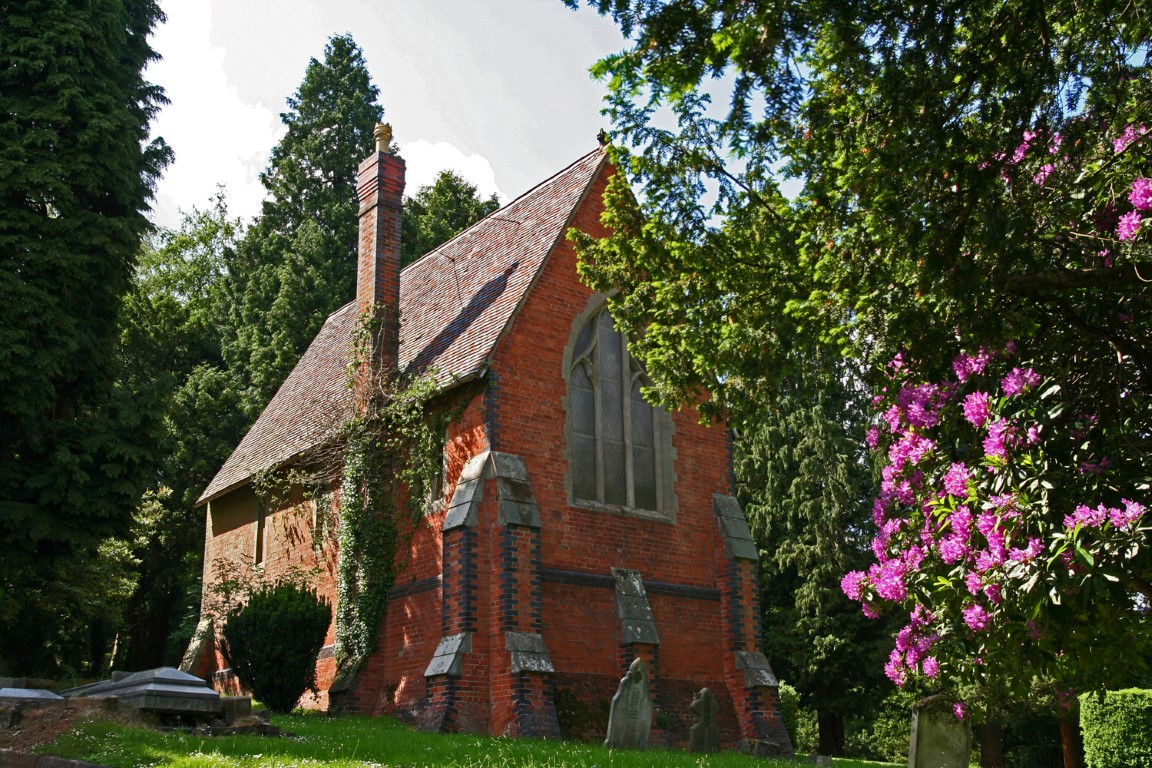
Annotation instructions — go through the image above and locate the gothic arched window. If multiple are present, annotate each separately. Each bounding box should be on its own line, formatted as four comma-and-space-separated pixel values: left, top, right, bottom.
566, 305, 675, 517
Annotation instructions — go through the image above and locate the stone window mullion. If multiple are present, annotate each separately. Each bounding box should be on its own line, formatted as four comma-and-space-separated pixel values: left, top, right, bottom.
620, 331, 635, 509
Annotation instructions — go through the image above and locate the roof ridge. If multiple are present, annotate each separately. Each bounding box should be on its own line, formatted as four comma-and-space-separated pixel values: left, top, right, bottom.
403, 146, 605, 271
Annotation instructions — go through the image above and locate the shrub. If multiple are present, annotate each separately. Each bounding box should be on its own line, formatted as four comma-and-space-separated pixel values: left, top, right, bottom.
221, 581, 331, 713
1080, 689, 1152, 768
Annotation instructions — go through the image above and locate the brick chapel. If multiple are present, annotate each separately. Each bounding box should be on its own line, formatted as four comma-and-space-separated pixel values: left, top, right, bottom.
184, 124, 792, 752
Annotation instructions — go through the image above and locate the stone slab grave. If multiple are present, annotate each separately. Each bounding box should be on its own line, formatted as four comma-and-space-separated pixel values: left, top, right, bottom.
62, 667, 222, 719
0, 687, 65, 728
604, 658, 652, 750
909, 695, 971, 768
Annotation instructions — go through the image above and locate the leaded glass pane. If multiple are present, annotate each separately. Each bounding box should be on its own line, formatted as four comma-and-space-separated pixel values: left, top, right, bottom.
603, 439, 626, 505
599, 313, 622, 384
631, 381, 653, 448
572, 365, 596, 437
633, 446, 657, 510
572, 434, 597, 501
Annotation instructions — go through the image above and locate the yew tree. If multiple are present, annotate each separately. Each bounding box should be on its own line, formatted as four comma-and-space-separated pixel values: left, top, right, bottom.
0, 0, 170, 672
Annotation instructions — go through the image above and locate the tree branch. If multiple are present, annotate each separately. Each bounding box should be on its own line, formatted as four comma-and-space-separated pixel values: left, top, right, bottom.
1004, 264, 1152, 295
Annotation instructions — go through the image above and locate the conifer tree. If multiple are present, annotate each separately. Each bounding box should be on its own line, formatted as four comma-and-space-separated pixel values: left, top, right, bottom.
401, 170, 500, 265
735, 355, 891, 755
222, 34, 383, 416
0, 0, 170, 672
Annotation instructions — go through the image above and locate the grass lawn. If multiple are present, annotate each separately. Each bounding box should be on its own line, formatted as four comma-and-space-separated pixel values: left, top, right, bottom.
36, 712, 901, 768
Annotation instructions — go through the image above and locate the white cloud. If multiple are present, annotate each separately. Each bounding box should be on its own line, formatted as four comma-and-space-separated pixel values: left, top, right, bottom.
399, 140, 505, 204
146, 0, 282, 228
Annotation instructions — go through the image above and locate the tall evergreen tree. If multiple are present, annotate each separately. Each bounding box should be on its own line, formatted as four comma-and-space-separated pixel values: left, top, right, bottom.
222, 34, 383, 416
401, 170, 500, 265
115, 196, 249, 668
735, 356, 891, 755
0, 0, 170, 673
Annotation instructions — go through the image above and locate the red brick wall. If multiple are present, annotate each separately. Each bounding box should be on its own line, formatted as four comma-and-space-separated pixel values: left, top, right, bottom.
197, 483, 340, 709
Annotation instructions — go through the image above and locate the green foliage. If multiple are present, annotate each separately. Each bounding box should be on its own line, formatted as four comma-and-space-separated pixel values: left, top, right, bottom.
570, 0, 1152, 708
333, 309, 447, 671
221, 581, 331, 714
114, 195, 249, 669
0, 0, 169, 674
570, 0, 1152, 413
1080, 689, 1152, 768
222, 34, 383, 417
44, 711, 808, 768
735, 355, 891, 754
842, 688, 918, 763
401, 170, 500, 265
777, 682, 819, 755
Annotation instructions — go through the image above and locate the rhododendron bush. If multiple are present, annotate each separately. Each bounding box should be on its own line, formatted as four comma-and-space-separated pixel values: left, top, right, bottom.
844, 346, 1151, 703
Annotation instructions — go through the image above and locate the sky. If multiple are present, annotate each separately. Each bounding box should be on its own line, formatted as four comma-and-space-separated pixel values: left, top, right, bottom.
145, 0, 627, 229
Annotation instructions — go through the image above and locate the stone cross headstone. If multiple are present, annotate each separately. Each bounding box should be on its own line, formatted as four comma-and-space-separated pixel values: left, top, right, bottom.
689, 687, 720, 752
604, 658, 652, 749
909, 695, 971, 768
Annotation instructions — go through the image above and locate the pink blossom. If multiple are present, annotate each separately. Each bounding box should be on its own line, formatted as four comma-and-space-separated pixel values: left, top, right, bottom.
953, 701, 967, 720
862, 603, 880, 619
952, 349, 991, 382
1109, 499, 1145, 529
1064, 503, 1108, 530
965, 571, 982, 595
885, 649, 906, 686
1130, 177, 1152, 211
939, 536, 969, 565
963, 391, 992, 428
883, 405, 903, 432
1001, 367, 1040, 396
1026, 425, 1042, 444
943, 462, 970, 497
922, 657, 940, 678
866, 426, 881, 448
1118, 210, 1143, 241
983, 419, 1014, 460
1033, 164, 1054, 185
983, 583, 1003, 604
950, 505, 973, 539
872, 559, 908, 601
963, 603, 990, 632
841, 571, 867, 601
1009, 537, 1045, 563
1114, 125, 1148, 153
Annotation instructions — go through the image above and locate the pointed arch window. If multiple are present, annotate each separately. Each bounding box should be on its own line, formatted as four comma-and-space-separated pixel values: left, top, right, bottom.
566, 306, 675, 517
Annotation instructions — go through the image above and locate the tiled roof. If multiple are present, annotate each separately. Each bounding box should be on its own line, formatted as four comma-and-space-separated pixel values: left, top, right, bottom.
198, 148, 606, 504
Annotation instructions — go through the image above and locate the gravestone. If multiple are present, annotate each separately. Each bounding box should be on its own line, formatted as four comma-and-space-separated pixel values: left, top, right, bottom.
909, 695, 971, 768
604, 658, 652, 749
689, 687, 720, 752
63, 667, 221, 719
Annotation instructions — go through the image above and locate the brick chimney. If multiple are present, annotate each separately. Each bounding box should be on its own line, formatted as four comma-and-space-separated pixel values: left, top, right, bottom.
356, 122, 405, 377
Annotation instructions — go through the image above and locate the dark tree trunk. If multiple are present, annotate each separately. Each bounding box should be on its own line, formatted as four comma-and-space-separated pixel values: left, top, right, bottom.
817, 709, 845, 756
977, 721, 1004, 768
1059, 718, 1083, 768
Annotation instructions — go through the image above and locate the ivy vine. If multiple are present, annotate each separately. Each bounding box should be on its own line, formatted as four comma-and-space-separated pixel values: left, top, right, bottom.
333, 306, 450, 674
244, 305, 453, 684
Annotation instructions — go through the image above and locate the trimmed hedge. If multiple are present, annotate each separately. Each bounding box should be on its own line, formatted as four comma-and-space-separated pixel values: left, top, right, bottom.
222, 581, 331, 713
1081, 689, 1152, 768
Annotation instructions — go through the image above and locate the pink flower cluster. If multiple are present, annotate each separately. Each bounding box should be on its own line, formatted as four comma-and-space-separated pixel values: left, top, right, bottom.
1001, 367, 1040, 396
885, 607, 939, 684
1063, 499, 1146, 531
1113, 125, 1148, 154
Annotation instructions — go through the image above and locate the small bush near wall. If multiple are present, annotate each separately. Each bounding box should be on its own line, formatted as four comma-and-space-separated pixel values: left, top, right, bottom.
222, 582, 331, 713
1080, 689, 1152, 768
